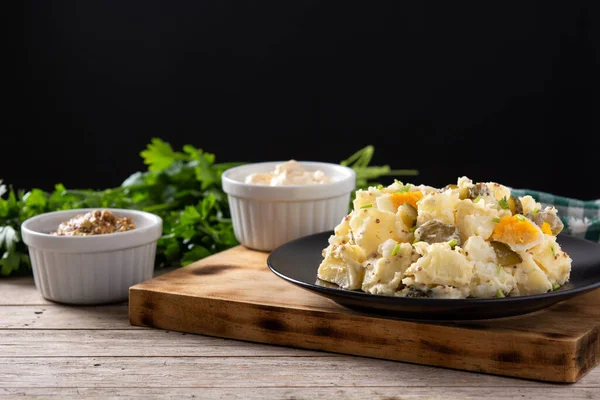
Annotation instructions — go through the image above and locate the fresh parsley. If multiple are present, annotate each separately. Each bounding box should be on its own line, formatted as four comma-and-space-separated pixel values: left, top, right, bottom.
0, 139, 418, 276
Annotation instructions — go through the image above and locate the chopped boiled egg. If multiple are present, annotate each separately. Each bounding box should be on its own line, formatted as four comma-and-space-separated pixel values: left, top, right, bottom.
491, 215, 543, 252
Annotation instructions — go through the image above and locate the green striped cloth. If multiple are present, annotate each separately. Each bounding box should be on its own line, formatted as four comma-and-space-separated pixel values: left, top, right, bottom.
511, 189, 600, 243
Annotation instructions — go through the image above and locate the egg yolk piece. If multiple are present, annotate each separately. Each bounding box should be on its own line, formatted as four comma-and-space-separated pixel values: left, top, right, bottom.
391, 191, 423, 210
491, 215, 543, 251
541, 222, 553, 235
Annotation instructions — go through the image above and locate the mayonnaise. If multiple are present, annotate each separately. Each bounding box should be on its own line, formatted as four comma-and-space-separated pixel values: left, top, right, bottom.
244, 160, 331, 186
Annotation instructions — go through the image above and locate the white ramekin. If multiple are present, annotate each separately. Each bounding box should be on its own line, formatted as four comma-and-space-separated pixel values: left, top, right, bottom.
21, 208, 162, 305
222, 161, 356, 252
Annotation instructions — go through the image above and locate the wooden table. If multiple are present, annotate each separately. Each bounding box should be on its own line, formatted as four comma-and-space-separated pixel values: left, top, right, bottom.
1, 275, 598, 399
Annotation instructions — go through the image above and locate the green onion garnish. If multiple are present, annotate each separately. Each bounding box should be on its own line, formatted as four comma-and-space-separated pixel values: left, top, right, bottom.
396, 184, 412, 193
495, 289, 505, 298
552, 283, 560, 291
492, 217, 500, 223
497, 264, 502, 274
473, 195, 482, 203
498, 197, 509, 210
409, 226, 417, 233
448, 239, 457, 248
551, 245, 556, 257
376, 184, 383, 190
391, 244, 401, 256
360, 204, 373, 209
516, 215, 527, 222
532, 208, 539, 216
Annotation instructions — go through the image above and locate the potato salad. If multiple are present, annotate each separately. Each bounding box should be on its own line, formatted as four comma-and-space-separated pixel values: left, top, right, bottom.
317, 177, 572, 299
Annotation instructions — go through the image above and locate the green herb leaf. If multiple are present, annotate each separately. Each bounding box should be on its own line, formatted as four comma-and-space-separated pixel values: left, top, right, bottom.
360, 204, 373, 209
532, 208, 539, 216
140, 138, 179, 171
0, 251, 20, 276
473, 195, 482, 203
492, 217, 500, 223
498, 197, 509, 210
0, 226, 18, 253
516, 215, 527, 222
495, 289, 505, 298
448, 239, 457, 248
551, 245, 556, 257
552, 283, 560, 291
391, 244, 400, 256
396, 184, 412, 193
181, 245, 212, 266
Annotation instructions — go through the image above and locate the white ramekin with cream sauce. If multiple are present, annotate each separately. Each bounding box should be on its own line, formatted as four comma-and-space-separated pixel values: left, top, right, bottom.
222, 161, 356, 251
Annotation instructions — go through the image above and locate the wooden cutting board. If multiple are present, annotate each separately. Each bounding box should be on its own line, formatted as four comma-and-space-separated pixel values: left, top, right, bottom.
129, 245, 600, 383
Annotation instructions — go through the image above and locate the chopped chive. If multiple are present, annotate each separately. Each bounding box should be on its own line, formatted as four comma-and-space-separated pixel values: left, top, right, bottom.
532, 208, 539, 216
394, 179, 402, 185
492, 217, 500, 223
497, 264, 502, 274
391, 244, 401, 256
396, 184, 412, 193
448, 239, 457, 248
360, 204, 373, 209
473, 195, 482, 203
516, 214, 527, 222
376, 184, 383, 190
495, 289, 505, 298
498, 196, 509, 210
552, 283, 560, 291
551, 245, 556, 257
413, 237, 419, 244
409, 226, 417, 233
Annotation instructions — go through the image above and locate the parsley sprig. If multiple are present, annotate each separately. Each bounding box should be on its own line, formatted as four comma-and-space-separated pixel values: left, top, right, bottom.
0, 139, 418, 276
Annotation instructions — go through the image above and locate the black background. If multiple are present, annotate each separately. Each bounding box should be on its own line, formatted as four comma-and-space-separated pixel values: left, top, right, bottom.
10, 1, 600, 199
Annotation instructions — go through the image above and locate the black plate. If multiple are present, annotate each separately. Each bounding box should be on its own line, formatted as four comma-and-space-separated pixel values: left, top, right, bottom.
267, 231, 600, 320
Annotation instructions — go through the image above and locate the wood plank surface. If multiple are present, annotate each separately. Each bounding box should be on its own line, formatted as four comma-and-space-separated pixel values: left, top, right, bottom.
0, 277, 52, 305
1, 267, 597, 399
2, 387, 598, 400
1, 356, 598, 388
129, 245, 600, 384
0, 305, 134, 330
0, 330, 327, 357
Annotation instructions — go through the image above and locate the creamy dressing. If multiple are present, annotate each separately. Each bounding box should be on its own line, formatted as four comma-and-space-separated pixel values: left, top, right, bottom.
244, 160, 331, 186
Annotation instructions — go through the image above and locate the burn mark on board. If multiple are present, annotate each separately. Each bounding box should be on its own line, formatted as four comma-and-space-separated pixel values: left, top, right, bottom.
419, 339, 459, 356
575, 328, 599, 373
139, 314, 155, 328
310, 325, 388, 345
312, 326, 336, 338
543, 332, 572, 339
493, 351, 523, 363
258, 318, 287, 332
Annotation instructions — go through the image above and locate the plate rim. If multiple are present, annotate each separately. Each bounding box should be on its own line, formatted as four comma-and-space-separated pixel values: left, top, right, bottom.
266, 230, 600, 305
